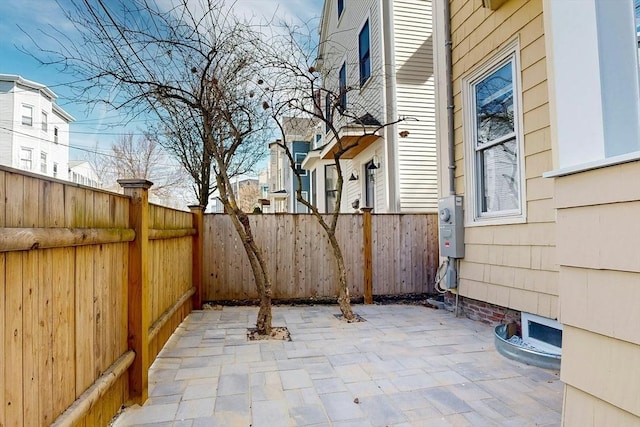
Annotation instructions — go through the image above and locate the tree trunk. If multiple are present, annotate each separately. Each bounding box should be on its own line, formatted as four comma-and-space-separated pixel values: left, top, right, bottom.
223, 198, 273, 335
328, 231, 355, 321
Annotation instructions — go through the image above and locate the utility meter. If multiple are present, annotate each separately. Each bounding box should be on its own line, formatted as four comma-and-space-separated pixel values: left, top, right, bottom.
438, 196, 464, 258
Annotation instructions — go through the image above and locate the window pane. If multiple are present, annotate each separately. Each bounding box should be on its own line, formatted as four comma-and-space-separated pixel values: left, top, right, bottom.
479, 139, 519, 213
339, 63, 347, 109
359, 21, 371, 85
325, 165, 338, 212
22, 105, 33, 126
475, 62, 514, 146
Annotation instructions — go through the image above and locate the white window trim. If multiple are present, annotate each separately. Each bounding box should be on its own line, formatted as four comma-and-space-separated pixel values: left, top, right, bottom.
19, 147, 33, 170
462, 38, 526, 227
294, 152, 308, 176
358, 13, 372, 89
544, 0, 640, 173
21, 104, 33, 127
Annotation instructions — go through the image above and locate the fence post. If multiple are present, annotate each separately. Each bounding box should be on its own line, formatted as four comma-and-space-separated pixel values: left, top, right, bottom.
119, 179, 153, 404
189, 205, 204, 309
361, 207, 373, 304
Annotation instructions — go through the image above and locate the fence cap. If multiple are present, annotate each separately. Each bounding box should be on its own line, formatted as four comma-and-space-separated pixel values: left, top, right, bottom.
118, 179, 154, 189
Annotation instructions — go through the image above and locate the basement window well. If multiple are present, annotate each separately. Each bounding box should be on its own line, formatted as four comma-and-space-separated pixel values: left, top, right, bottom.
495, 312, 562, 370
521, 312, 563, 354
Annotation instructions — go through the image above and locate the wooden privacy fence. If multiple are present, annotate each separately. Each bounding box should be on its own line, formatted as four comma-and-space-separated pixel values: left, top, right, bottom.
204, 211, 439, 301
0, 167, 202, 427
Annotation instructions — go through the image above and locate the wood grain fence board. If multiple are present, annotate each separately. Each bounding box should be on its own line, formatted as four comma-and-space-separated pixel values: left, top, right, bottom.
23, 175, 40, 228
0, 170, 5, 227
22, 250, 39, 426
0, 253, 5, 427
38, 249, 54, 425
52, 247, 76, 417
39, 180, 65, 227
6, 172, 24, 227
5, 251, 23, 426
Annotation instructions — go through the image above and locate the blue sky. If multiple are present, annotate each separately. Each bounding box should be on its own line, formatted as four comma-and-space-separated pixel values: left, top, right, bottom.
0, 0, 324, 160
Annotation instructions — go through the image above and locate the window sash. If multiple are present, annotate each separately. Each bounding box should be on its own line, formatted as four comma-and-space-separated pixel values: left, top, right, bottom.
22, 105, 33, 126
359, 21, 371, 86
339, 62, 347, 109
20, 148, 33, 170
469, 54, 522, 219
294, 153, 307, 176
40, 152, 47, 173
42, 112, 48, 132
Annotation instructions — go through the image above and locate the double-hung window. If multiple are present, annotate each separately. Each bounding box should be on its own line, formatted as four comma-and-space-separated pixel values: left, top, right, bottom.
294, 152, 307, 176
465, 45, 523, 223
359, 20, 371, 87
40, 152, 47, 174
325, 93, 332, 133
20, 147, 33, 170
325, 164, 338, 213
338, 62, 347, 111
22, 105, 33, 126
42, 112, 48, 132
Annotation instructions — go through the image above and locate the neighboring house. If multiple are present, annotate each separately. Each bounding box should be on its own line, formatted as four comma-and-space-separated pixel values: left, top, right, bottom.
434, 0, 640, 424
0, 74, 74, 180
208, 176, 260, 213
267, 117, 312, 213
68, 160, 101, 188
304, 0, 437, 213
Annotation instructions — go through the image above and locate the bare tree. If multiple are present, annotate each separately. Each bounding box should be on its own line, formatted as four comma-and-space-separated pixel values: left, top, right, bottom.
31, 0, 275, 333
96, 132, 189, 206
236, 180, 261, 213
258, 26, 408, 321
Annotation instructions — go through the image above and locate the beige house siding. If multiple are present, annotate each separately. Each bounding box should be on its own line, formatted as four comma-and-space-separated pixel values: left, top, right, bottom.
555, 161, 640, 423
448, 0, 557, 319
393, 0, 438, 212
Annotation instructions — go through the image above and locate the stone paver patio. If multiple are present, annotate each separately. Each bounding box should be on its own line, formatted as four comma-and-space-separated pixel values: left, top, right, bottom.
112, 305, 563, 426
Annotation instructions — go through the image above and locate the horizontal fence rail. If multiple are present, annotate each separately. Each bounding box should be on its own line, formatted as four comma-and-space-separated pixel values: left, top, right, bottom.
0, 167, 200, 427
203, 212, 439, 301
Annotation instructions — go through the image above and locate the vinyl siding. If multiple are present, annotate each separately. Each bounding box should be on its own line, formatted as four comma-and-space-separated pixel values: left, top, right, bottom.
319, 0, 438, 213
448, 0, 557, 318
393, 0, 438, 212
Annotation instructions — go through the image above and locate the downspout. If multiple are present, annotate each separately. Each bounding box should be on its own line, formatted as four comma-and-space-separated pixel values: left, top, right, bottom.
441, 0, 460, 316
443, 0, 455, 196
382, 0, 400, 212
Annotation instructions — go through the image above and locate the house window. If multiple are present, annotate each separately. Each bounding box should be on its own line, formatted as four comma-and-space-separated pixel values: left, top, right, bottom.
543, 0, 640, 172
19, 147, 33, 170
339, 62, 347, 111
359, 20, 371, 87
311, 169, 317, 208
41, 111, 48, 132
325, 164, 338, 212
296, 191, 309, 213
521, 312, 563, 355
325, 93, 332, 133
337, 0, 344, 19
365, 160, 376, 208
54, 127, 59, 144
53, 162, 58, 178
465, 50, 523, 221
40, 152, 47, 174
22, 105, 33, 126
294, 153, 307, 176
